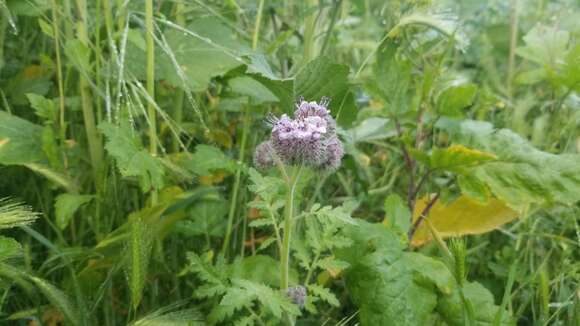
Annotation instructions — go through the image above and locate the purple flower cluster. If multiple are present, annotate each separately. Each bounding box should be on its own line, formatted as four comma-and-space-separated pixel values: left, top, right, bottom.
254, 98, 344, 172
286, 285, 307, 308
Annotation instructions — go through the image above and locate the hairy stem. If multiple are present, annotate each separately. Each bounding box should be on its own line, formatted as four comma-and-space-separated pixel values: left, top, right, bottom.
280, 166, 302, 290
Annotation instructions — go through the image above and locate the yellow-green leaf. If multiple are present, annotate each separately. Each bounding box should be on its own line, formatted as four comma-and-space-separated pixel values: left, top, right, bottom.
412, 196, 518, 246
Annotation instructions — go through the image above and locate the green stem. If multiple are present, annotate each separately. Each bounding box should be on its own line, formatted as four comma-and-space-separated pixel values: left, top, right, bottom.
75, 0, 104, 188
221, 107, 250, 257
252, 0, 265, 50
302, 0, 318, 65
280, 166, 302, 291
51, 0, 66, 141
172, 1, 185, 153
145, 0, 157, 203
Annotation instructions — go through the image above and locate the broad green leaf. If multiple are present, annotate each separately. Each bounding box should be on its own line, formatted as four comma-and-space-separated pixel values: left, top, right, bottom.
254, 56, 357, 127
411, 195, 519, 246
337, 222, 439, 326
54, 194, 94, 230
516, 25, 569, 66
125, 17, 250, 92
437, 282, 515, 326
184, 144, 237, 176
0, 236, 22, 262
418, 144, 497, 173
383, 194, 411, 235
436, 82, 477, 117
438, 119, 580, 208
348, 117, 397, 143
375, 39, 412, 114
0, 111, 46, 165
229, 76, 278, 104
228, 255, 298, 288
295, 56, 357, 127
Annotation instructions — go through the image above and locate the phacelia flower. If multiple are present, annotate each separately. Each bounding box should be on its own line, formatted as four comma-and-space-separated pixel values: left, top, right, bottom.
286, 285, 307, 308
254, 97, 344, 172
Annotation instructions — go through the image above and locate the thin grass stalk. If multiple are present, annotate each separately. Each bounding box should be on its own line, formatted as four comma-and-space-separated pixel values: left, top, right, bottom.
145, 0, 158, 204
75, 0, 104, 187
222, 107, 250, 257
51, 0, 66, 142
302, 0, 318, 65
171, 1, 185, 153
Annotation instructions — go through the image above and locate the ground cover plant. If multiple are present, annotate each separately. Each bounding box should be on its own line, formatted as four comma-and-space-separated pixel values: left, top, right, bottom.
0, 0, 578, 325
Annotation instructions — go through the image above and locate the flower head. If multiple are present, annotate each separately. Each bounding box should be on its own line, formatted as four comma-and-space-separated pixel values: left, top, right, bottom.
286, 285, 307, 308
254, 97, 344, 172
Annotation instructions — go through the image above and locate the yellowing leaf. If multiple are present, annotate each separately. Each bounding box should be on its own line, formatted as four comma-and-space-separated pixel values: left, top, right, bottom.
430, 145, 497, 172
411, 196, 518, 246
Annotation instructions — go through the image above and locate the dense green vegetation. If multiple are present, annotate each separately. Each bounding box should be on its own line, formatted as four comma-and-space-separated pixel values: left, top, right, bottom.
0, 0, 578, 325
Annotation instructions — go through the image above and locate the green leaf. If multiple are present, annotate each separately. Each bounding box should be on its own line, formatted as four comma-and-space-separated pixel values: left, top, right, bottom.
337, 222, 487, 325
125, 18, 250, 92
254, 56, 357, 127
185, 145, 237, 176
54, 194, 94, 230
436, 82, 477, 117
517, 24, 569, 66
424, 144, 497, 173
100, 122, 165, 192
437, 282, 515, 326
383, 194, 411, 235
178, 197, 228, 237
375, 39, 413, 115
307, 284, 339, 307
0, 236, 23, 262
229, 76, 279, 104
233, 279, 300, 318
228, 255, 289, 287
295, 56, 357, 127
0, 111, 46, 165
26, 93, 57, 122
28, 276, 81, 325
64, 39, 91, 74
438, 119, 580, 208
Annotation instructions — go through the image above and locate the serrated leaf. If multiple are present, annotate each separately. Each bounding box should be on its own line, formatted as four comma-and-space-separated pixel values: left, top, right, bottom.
100, 122, 164, 192
517, 24, 569, 66
307, 284, 339, 307
337, 222, 437, 326
233, 279, 300, 318
54, 194, 94, 230
412, 196, 518, 246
